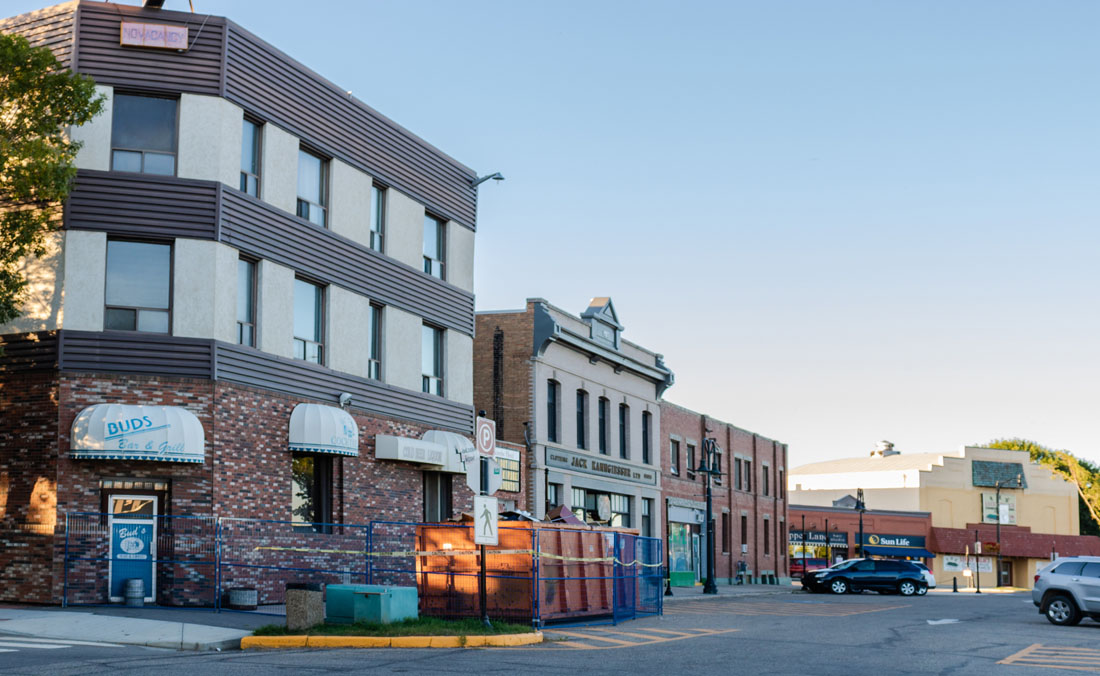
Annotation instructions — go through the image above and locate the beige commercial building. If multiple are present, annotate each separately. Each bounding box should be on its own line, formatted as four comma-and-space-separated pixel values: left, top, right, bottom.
789, 444, 1099, 588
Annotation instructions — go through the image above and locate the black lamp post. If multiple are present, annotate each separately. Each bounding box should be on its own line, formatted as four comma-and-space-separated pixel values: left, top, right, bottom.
856, 488, 866, 558
824, 518, 830, 566
697, 438, 723, 594
995, 473, 1023, 587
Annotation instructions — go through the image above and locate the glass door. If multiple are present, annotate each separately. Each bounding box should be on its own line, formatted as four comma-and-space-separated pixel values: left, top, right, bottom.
108, 494, 157, 603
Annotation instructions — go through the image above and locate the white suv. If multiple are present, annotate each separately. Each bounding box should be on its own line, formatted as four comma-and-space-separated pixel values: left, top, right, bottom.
1032, 556, 1100, 626
912, 562, 936, 593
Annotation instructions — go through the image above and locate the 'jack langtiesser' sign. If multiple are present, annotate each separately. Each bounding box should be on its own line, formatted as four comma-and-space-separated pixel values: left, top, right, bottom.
545, 447, 658, 485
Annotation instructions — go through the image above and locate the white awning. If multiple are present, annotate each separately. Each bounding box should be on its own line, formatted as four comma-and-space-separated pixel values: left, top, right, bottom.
421, 430, 476, 474
288, 403, 359, 456
71, 404, 205, 463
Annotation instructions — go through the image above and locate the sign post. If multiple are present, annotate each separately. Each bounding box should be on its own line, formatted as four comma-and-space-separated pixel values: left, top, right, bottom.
473, 416, 498, 628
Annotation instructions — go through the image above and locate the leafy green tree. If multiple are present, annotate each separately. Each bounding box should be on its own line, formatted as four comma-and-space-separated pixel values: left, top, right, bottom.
986, 438, 1100, 537
0, 32, 103, 325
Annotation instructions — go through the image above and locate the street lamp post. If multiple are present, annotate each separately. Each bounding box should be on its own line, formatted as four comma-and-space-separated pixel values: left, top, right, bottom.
697, 438, 723, 594
856, 488, 866, 558
825, 518, 830, 566
801, 514, 806, 580
995, 473, 1023, 587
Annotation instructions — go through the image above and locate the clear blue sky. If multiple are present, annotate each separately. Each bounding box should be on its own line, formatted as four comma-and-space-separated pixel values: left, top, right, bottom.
17, 1, 1100, 466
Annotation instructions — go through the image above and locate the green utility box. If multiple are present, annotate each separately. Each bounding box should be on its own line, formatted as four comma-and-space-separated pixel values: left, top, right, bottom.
326, 584, 418, 624
670, 571, 697, 587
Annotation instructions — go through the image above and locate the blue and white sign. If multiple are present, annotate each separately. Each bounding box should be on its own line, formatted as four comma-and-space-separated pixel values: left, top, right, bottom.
71, 404, 205, 463
109, 520, 154, 601
288, 403, 359, 456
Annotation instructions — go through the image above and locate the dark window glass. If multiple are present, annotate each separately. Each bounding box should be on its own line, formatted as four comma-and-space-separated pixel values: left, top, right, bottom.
423, 215, 445, 279
423, 471, 453, 521
687, 444, 696, 478
367, 304, 382, 379
112, 94, 177, 175
722, 513, 730, 553
746, 461, 753, 492
763, 518, 770, 555
597, 398, 608, 454
1056, 562, 1086, 576
576, 390, 587, 449
641, 412, 651, 464
610, 493, 631, 528
369, 186, 385, 252
105, 240, 171, 333
876, 560, 903, 572
421, 324, 443, 395
237, 258, 255, 346
546, 380, 559, 443
291, 454, 332, 533
763, 467, 770, 496
618, 404, 629, 459
853, 560, 875, 571
670, 440, 680, 475
296, 148, 328, 226
240, 118, 261, 196
741, 514, 747, 543
292, 279, 323, 363
642, 498, 652, 538
1081, 562, 1100, 578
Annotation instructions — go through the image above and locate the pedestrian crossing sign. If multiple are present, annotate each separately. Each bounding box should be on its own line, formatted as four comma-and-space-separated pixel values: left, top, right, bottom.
474, 495, 498, 546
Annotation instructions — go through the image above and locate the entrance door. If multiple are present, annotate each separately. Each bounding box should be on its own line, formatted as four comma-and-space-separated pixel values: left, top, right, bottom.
108, 494, 157, 603
692, 530, 701, 582
1000, 560, 1013, 587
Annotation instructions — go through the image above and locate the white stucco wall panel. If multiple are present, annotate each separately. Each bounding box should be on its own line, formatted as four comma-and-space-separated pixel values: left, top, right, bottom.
177, 94, 242, 188
327, 285, 370, 377
445, 331, 473, 405
172, 239, 237, 342
60, 230, 106, 331
447, 220, 474, 293
257, 259, 294, 359
384, 189, 424, 270
71, 85, 112, 172
329, 160, 372, 247
383, 306, 422, 392
261, 124, 299, 215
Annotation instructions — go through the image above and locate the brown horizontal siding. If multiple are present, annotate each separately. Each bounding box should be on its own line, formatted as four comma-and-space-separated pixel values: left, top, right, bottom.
221, 189, 474, 336
0, 331, 59, 373
217, 344, 473, 433
59, 330, 214, 378
223, 22, 478, 231
66, 170, 218, 240
74, 1, 224, 96
0, 2, 76, 68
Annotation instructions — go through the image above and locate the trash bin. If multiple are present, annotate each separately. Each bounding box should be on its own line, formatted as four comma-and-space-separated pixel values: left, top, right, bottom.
286, 583, 324, 631
123, 578, 144, 607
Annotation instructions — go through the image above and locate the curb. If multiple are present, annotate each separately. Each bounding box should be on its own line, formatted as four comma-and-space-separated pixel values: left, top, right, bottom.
241, 631, 543, 650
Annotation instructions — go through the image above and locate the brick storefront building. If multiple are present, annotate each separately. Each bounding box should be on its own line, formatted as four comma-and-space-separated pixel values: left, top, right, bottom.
661, 402, 789, 586
0, 2, 510, 605
788, 504, 933, 577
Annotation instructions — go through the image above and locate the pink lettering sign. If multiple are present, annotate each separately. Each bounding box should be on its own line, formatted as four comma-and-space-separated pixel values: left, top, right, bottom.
120, 21, 188, 51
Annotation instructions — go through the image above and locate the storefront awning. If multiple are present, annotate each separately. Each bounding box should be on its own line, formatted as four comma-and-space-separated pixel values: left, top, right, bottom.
421, 430, 475, 474
71, 404, 205, 463
863, 545, 936, 558
289, 403, 359, 456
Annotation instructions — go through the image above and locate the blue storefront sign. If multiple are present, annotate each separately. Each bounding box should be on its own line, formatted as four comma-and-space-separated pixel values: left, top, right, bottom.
861, 533, 935, 558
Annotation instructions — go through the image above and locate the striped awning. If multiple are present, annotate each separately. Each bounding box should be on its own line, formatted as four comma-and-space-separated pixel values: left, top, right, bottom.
288, 404, 359, 456
71, 404, 205, 463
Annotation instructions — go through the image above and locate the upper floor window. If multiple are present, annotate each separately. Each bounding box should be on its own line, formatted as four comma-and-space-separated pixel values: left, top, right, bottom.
745, 460, 753, 492
423, 215, 445, 279
104, 240, 171, 333
576, 390, 588, 450
297, 148, 328, 227
597, 397, 609, 455
763, 465, 770, 496
111, 94, 177, 175
641, 411, 651, 464
367, 303, 382, 379
293, 278, 324, 364
369, 185, 385, 253
687, 443, 697, 479
618, 404, 629, 459
734, 458, 742, 490
421, 324, 444, 395
237, 257, 256, 346
670, 439, 680, 475
240, 118, 261, 196
779, 469, 785, 499
546, 380, 560, 443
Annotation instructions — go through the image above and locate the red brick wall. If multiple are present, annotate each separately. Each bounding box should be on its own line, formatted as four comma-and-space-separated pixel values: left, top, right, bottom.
789, 506, 932, 558
660, 401, 789, 582
473, 309, 533, 447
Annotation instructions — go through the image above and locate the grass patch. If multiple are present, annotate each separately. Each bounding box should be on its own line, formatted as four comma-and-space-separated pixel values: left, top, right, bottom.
253, 617, 532, 637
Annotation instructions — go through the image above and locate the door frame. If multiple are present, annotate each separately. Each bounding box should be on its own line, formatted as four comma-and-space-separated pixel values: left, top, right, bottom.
107, 493, 158, 603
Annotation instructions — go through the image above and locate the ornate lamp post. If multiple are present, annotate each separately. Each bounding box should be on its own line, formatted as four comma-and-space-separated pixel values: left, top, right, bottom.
697, 437, 723, 594
855, 488, 866, 558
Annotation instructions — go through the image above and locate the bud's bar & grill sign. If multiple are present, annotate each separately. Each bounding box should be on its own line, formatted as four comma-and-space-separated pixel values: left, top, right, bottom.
70, 404, 206, 463
120, 21, 188, 51
861, 533, 926, 548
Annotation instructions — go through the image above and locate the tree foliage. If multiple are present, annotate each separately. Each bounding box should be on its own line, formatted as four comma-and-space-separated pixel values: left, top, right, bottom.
0, 32, 103, 325
986, 438, 1100, 537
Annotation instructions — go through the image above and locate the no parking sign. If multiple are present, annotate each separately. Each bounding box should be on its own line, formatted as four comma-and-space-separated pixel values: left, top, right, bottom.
476, 417, 496, 457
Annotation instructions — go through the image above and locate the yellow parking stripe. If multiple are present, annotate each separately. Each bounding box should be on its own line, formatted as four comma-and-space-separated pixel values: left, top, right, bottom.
538, 627, 738, 651
999, 644, 1100, 671
549, 631, 639, 646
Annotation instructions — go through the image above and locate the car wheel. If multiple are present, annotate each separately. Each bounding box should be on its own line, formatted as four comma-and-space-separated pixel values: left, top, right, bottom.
1045, 595, 1082, 626
916, 583, 928, 596
898, 580, 917, 596
829, 579, 849, 595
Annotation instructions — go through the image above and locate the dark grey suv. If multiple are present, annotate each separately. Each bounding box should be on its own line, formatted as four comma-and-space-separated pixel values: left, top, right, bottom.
1033, 556, 1100, 626
802, 558, 927, 596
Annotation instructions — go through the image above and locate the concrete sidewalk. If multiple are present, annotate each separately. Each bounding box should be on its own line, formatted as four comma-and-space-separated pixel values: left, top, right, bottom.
0, 606, 272, 651
661, 583, 796, 601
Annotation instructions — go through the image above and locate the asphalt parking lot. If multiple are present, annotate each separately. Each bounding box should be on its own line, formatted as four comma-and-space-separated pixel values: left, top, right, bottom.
4, 590, 1100, 675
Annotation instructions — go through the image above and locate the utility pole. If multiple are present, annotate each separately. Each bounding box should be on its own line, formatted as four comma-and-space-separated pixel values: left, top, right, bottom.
699, 438, 723, 594
856, 488, 866, 558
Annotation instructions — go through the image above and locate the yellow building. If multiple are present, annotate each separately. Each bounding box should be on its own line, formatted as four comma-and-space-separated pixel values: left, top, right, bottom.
790, 443, 1099, 588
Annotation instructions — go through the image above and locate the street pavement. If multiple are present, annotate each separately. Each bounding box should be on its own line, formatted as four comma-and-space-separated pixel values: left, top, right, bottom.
3, 586, 1099, 674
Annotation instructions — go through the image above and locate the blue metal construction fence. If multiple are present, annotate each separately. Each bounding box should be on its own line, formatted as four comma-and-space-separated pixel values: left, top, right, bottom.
61, 513, 662, 625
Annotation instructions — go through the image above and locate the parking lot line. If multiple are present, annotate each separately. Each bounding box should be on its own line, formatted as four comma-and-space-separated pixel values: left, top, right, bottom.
665, 600, 907, 617
999, 644, 1100, 671
539, 627, 738, 651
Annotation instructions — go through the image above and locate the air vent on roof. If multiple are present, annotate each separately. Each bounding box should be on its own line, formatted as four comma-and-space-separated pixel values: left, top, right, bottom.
871, 440, 899, 457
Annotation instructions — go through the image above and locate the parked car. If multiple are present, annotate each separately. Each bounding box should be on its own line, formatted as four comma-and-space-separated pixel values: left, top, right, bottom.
912, 561, 936, 594
790, 557, 829, 578
801, 558, 927, 596
1032, 556, 1100, 626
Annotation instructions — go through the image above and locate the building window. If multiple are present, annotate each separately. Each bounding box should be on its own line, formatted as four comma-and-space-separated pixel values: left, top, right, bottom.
296, 147, 328, 227
369, 185, 385, 252
104, 240, 171, 333
576, 390, 588, 450
423, 472, 452, 522
571, 488, 585, 517
740, 514, 748, 548
641, 411, 651, 464
423, 214, 445, 279
597, 397, 609, 454
763, 517, 770, 556
715, 452, 723, 485
546, 380, 559, 443
618, 404, 629, 459
722, 513, 730, 554
240, 118, 261, 196
763, 465, 770, 496
236, 257, 256, 346
641, 498, 652, 538
745, 460, 753, 493
734, 458, 742, 490
291, 454, 332, 533
111, 93, 177, 175
670, 440, 680, 475
499, 455, 520, 493
779, 469, 785, 499
687, 443, 697, 478
421, 324, 444, 395
292, 278, 324, 363
610, 494, 631, 528
547, 483, 562, 513
365, 303, 382, 379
